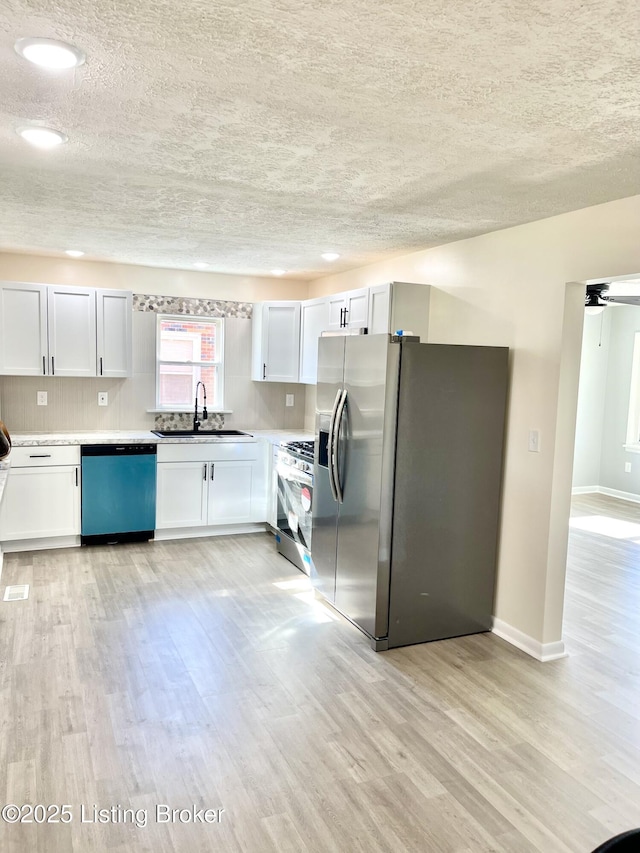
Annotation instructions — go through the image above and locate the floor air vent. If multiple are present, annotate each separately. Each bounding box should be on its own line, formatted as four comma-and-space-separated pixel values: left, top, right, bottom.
3, 584, 29, 602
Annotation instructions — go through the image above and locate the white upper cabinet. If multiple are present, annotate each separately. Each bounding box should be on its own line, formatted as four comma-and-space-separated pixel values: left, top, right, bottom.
299, 297, 330, 385
325, 287, 369, 332
48, 286, 96, 377
299, 283, 431, 385
97, 289, 132, 377
368, 282, 431, 340
252, 301, 301, 382
0, 282, 48, 376
0, 281, 132, 377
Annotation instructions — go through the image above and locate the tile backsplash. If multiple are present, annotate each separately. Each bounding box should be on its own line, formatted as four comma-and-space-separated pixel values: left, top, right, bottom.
0, 310, 306, 433
154, 412, 225, 431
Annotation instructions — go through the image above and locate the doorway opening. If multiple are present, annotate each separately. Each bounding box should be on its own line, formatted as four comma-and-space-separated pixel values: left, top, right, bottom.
565, 273, 640, 652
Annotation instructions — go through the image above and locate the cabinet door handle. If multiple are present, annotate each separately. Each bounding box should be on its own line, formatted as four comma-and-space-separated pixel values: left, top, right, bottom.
343, 307, 349, 327
100, 356, 103, 376
51, 356, 55, 375
42, 355, 46, 375
203, 463, 207, 481
210, 463, 215, 481
75, 467, 78, 487
263, 363, 266, 380
29, 454, 52, 458
339, 308, 345, 327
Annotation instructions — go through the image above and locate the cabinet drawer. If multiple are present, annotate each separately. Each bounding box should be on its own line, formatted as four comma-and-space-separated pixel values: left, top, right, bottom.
10, 445, 80, 467
157, 441, 258, 463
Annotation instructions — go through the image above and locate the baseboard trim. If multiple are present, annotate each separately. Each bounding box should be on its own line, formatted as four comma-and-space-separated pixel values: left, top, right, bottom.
598, 486, 640, 504
492, 618, 567, 662
154, 523, 267, 541
1, 535, 80, 553
571, 485, 640, 504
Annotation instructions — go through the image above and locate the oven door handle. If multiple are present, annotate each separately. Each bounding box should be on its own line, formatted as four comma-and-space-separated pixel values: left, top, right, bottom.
277, 466, 313, 488
332, 389, 347, 504
327, 388, 342, 503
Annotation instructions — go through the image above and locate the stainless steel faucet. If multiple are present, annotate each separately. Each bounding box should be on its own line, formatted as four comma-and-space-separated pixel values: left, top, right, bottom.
193, 382, 208, 432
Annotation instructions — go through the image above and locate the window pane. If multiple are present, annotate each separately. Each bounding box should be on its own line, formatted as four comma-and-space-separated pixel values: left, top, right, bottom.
159, 364, 194, 408
158, 364, 219, 409
158, 318, 218, 363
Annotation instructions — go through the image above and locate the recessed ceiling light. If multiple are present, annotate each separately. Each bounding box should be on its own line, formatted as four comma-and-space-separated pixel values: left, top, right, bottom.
271, 269, 286, 276
321, 252, 340, 262
15, 37, 85, 70
65, 250, 84, 258
193, 262, 209, 269
17, 126, 67, 149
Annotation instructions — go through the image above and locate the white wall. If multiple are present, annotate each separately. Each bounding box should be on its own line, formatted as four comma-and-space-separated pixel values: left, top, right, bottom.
308, 193, 640, 652
0, 251, 309, 301
572, 311, 611, 489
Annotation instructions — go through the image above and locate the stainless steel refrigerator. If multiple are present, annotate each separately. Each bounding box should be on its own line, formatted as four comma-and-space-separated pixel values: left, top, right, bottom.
312, 334, 508, 650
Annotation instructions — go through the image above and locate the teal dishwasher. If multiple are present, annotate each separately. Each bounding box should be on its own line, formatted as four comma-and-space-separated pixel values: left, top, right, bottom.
81, 444, 157, 545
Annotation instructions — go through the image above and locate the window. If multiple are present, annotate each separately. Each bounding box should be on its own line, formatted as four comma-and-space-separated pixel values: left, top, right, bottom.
156, 315, 224, 410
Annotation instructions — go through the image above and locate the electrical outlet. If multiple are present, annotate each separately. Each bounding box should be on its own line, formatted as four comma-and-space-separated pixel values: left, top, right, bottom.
37, 391, 47, 406
528, 429, 540, 452
285, 394, 294, 407
625, 461, 632, 473
98, 392, 108, 407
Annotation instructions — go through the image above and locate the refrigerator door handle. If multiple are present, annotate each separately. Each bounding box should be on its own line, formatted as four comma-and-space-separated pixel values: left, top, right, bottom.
327, 388, 342, 503
332, 388, 348, 503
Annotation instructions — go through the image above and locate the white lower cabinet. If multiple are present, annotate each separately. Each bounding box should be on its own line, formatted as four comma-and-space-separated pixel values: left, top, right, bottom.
208, 460, 253, 524
0, 446, 81, 544
156, 461, 208, 528
156, 441, 266, 534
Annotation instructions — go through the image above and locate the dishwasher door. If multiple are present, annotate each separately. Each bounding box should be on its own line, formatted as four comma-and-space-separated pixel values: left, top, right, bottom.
81, 444, 157, 544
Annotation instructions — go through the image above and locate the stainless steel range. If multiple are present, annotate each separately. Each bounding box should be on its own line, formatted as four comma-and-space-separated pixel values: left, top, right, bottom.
275, 440, 314, 574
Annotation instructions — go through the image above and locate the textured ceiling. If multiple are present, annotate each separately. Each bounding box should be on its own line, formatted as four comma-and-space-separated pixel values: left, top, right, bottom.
0, 0, 639, 278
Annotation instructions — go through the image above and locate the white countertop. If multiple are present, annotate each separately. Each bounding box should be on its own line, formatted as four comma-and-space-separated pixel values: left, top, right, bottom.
249, 429, 314, 446
9, 429, 314, 447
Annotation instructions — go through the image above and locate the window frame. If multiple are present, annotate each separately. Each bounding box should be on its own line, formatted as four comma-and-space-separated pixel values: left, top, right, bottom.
155, 313, 224, 411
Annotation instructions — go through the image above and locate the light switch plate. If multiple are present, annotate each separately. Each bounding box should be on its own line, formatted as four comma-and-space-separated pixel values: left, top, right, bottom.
625, 461, 632, 473
285, 394, 294, 407
37, 391, 47, 406
528, 429, 540, 452
98, 392, 108, 407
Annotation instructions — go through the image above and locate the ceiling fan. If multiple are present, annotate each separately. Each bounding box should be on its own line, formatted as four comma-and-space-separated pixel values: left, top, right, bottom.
585, 283, 640, 312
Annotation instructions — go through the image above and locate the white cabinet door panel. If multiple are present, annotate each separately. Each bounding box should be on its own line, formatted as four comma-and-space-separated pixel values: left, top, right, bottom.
48, 287, 97, 377
368, 284, 391, 335
156, 462, 208, 528
208, 461, 253, 524
0, 283, 48, 376
0, 466, 80, 540
252, 301, 301, 382
299, 297, 330, 384
345, 288, 369, 329
325, 288, 369, 331
97, 289, 132, 377
264, 303, 300, 382
326, 294, 347, 332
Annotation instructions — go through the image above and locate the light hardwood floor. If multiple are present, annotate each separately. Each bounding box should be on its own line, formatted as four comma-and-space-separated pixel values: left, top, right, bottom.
1, 496, 640, 852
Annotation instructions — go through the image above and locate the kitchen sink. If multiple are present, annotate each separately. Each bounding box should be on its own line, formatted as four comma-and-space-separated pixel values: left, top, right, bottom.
151, 429, 251, 437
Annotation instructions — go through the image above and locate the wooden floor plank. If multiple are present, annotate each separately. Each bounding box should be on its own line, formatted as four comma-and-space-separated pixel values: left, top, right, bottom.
0, 501, 640, 850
